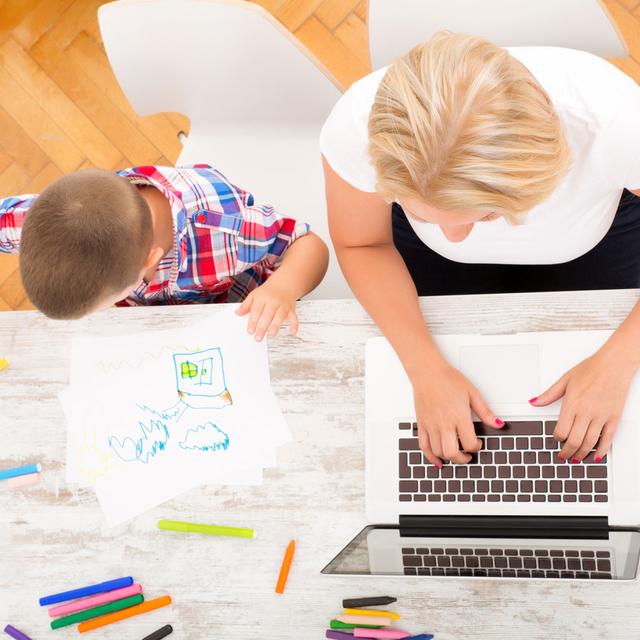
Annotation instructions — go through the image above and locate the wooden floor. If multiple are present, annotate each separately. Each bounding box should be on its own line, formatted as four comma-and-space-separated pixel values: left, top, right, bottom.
0, 0, 638, 312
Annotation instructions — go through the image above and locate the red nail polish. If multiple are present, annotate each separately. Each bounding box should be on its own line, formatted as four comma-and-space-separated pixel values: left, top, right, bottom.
558, 456, 565, 462
495, 418, 505, 427
435, 464, 442, 470
571, 458, 580, 464
528, 396, 538, 404
594, 456, 602, 463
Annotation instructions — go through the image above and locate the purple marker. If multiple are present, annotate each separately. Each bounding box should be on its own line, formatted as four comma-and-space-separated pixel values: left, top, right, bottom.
4, 625, 33, 640
327, 631, 372, 640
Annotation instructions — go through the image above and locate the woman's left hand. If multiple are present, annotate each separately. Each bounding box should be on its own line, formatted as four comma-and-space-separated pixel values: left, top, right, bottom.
531, 344, 637, 462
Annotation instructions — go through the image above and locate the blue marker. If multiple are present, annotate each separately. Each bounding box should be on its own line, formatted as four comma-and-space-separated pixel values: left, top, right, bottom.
39, 577, 134, 606
0, 464, 40, 481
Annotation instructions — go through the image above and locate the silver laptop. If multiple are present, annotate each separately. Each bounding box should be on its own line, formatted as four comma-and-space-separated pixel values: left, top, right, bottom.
323, 331, 640, 580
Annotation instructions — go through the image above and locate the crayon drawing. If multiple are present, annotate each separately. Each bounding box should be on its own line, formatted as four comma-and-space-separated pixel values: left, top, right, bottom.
107, 348, 232, 465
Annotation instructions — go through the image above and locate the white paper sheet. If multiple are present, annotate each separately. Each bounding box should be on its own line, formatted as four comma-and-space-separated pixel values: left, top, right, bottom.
61, 309, 289, 526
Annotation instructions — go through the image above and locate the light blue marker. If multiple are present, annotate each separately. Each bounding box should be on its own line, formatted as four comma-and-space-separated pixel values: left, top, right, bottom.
0, 464, 40, 481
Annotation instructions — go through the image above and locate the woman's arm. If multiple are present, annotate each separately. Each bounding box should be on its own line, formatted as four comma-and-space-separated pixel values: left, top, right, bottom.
324, 158, 502, 465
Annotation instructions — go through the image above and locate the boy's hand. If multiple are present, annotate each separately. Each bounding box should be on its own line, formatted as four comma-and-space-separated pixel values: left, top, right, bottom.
236, 280, 299, 342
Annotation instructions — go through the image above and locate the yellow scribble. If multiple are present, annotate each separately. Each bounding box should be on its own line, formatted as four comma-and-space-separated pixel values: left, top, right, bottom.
76, 424, 110, 484
0, 358, 8, 372
94, 344, 203, 375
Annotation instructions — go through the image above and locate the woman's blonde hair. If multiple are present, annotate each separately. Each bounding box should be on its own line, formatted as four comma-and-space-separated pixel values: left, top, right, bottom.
368, 31, 570, 220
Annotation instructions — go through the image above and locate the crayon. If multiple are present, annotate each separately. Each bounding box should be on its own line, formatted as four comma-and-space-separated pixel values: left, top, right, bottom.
3, 625, 33, 640
0, 464, 41, 482
345, 609, 400, 620
0, 358, 8, 371
142, 625, 174, 640
327, 632, 366, 640
406, 635, 434, 640
331, 620, 383, 630
7, 473, 39, 489
343, 597, 397, 609
158, 519, 255, 539
338, 616, 392, 626
275, 540, 295, 594
78, 595, 172, 633
40, 576, 134, 606
49, 584, 143, 617
51, 594, 144, 629
354, 630, 410, 639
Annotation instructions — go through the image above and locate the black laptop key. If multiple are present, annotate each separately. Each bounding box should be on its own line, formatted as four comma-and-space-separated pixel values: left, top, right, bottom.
399, 438, 420, 451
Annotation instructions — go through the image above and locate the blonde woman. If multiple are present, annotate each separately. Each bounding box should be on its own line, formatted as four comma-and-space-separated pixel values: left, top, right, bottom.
321, 32, 640, 467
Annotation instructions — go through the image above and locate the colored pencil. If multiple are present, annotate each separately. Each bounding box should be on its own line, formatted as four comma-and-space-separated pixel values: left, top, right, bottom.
142, 625, 174, 640
78, 595, 172, 633
0, 464, 40, 482
158, 519, 255, 539
345, 609, 400, 620
331, 620, 383, 630
275, 540, 295, 594
406, 635, 434, 640
327, 632, 366, 640
3, 625, 33, 640
40, 577, 134, 606
343, 597, 397, 608
49, 584, 143, 617
338, 616, 392, 626
51, 594, 144, 629
354, 630, 410, 639
7, 473, 40, 489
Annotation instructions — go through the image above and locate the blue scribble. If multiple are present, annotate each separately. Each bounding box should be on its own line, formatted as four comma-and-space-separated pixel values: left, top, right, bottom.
179, 422, 230, 453
109, 405, 171, 464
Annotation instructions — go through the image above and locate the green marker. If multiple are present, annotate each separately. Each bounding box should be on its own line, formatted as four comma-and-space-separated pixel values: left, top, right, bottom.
50, 594, 144, 629
158, 519, 256, 539
330, 620, 384, 630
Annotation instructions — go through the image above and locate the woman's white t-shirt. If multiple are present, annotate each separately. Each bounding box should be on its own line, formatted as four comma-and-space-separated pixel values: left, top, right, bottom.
319, 47, 640, 264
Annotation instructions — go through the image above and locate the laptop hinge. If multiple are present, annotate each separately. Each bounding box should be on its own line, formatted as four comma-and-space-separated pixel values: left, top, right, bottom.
399, 515, 610, 540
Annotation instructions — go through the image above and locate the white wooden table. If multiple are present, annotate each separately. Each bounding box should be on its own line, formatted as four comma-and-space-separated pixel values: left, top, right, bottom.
2, 291, 640, 640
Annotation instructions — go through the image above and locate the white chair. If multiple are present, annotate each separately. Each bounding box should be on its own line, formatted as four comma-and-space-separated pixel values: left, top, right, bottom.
98, 0, 350, 299
369, 0, 627, 69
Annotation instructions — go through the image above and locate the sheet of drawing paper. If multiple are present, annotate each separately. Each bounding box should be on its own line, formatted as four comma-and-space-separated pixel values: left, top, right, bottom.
65, 309, 288, 524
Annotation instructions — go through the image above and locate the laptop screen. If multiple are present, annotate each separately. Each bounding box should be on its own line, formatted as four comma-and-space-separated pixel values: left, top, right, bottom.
321, 526, 640, 580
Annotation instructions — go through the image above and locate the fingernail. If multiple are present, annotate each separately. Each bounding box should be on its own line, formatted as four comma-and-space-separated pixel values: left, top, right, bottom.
594, 456, 602, 463
435, 464, 442, 470
528, 396, 538, 404
571, 458, 580, 464
558, 456, 565, 462
495, 418, 505, 427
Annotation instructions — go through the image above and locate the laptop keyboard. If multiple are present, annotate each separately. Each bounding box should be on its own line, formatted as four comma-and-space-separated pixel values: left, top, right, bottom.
398, 420, 608, 503
402, 545, 613, 579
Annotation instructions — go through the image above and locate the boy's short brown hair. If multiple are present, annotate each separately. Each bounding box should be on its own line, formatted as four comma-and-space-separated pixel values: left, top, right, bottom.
20, 169, 153, 319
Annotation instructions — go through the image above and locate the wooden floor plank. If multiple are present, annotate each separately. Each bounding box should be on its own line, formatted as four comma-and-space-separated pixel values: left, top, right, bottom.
23, 162, 63, 193
0, 0, 33, 45
334, 12, 370, 66
602, 0, 640, 59
1, 37, 122, 168
68, 31, 184, 161
0, 264, 28, 308
295, 15, 370, 88
316, 0, 361, 30
277, 0, 324, 31
36, 0, 103, 50
0, 162, 30, 195
0, 254, 20, 287
0, 107, 50, 176
12, 0, 77, 50
0, 64, 84, 173
31, 33, 165, 166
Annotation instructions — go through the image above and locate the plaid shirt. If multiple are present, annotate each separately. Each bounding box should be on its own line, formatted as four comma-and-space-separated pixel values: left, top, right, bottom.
0, 164, 309, 306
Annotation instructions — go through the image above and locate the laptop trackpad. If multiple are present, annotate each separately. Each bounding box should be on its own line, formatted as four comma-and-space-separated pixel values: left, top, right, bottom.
459, 344, 540, 404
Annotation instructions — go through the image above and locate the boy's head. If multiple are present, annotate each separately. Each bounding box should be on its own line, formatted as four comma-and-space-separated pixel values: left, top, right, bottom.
20, 169, 153, 319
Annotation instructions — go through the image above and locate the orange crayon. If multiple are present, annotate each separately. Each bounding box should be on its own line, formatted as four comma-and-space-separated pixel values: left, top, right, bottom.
77, 596, 171, 633
275, 540, 296, 594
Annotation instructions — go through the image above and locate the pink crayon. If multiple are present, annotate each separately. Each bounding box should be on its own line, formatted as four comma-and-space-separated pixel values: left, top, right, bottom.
354, 630, 410, 639
48, 584, 143, 618
8, 473, 40, 489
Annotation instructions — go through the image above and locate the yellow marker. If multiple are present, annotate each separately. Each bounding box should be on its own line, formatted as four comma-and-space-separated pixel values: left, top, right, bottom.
0, 358, 8, 372
344, 608, 400, 620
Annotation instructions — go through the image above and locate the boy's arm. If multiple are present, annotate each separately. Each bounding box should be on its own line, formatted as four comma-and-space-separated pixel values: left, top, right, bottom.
0, 195, 37, 254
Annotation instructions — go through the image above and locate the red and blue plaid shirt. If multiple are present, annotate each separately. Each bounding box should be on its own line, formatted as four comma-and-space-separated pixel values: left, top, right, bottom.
0, 164, 309, 306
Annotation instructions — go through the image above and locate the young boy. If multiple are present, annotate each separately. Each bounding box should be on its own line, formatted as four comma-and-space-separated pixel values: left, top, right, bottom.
0, 164, 328, 341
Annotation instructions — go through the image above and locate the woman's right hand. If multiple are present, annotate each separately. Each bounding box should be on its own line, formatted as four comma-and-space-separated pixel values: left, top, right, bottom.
412, 359, 505, 466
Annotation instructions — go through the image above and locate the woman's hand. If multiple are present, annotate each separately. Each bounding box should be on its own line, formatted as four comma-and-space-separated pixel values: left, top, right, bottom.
236, 280, 299, 342
531, 344, 637, 462
413, 359, 505, 466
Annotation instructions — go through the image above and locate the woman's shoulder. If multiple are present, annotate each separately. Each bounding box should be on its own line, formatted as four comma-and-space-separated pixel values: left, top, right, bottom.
319, 67, 389, 193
